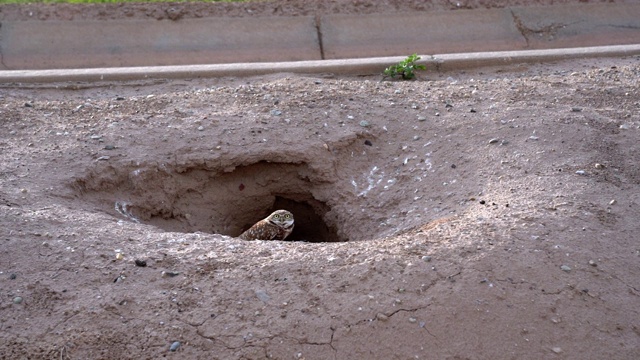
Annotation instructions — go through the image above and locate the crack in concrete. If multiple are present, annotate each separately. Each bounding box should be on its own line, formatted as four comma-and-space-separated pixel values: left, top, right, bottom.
510, 11, 579, 47
314, 15, 325, 60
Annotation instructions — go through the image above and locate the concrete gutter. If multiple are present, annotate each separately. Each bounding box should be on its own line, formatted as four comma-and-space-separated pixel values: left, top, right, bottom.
1, 44, 639, 84
0, 3, 639, 71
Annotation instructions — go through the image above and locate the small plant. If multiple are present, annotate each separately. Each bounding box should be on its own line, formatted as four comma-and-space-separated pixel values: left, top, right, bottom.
383, 53, 426, 80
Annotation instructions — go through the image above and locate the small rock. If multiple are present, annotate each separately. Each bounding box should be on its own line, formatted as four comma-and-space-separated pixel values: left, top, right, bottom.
13, 296, 23, 304
270, 109, 282, 116
588, 260, 597, 267
571, 107, 582, 112
619, 123, 630, 130
96, 156, 110, 161
376, 313, 389, 321
359, 120, 370, 127
488, 138, 499, 144
20, 188, 28, 194
408, 317, 417, 323
594, 163, 604, 169
115, 252, 123, 260
364, 140, 372, 146
9, 273, 17, 280
551, 347, 563, 354
134, 259, 147, 267
197, 126, 204, 131
560, 265, 572, 272
255, 289, 270, 302
162, 271, 180, 278
417, 115, 427, 121
421, 256, 432, 262
90, 135, 102, 140
115, 96, 125, 101
434, 112, 440, 116
609, 199, 616, 205
169, 341, 181, 352
469, 108, 476, 113
104, 145, 116, 150
529, 136, 539, 140
24, 102, 33, 108
575, 170, 586, 175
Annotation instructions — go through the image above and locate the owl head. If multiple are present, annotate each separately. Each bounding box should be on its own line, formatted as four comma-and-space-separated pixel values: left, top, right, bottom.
267, 210, 294, 229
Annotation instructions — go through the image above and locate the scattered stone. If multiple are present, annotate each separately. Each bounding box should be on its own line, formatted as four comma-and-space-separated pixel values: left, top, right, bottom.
20, 188, 28, 194
376, 313, 389, 321
411, 103, 418, 109
571, 107, 582, 112
13, 296, 23, 304
479, 200, 486, 205
560, 265, 572, 272
421, 256, 432, 262
104, 145, 116, 150
469, 108, 476, 113
488, 138, 499, 144
551, 347, 563, 354
96, 156, 110, 161
417, 115, 427, 121
115, 252, 123, 260
588, 260, 597, 267
197, 126, 204, 131
135, 259, 147, 267
434, 112, 440, 116
364, 140, 372, 146
9, 273, 17, 280
115, 96, 125, 101
359, 120, 370, 127
169, 341, 181, 352
347, 115, 354, 120
575, 170, 586, 175
451, 164, 456, 169
270, 109, 282, 116
609, 199, 616, 205
413, 135, 421, 141
408, 317, 417, 323
529, 136, 539, 140
594, 163, 604, 169
619, 123, 630, 130
24, 102, 33, 108
162, 271, 180, 278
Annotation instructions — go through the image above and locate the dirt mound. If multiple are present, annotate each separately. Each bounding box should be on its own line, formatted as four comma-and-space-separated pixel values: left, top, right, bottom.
1, 57, 639, 358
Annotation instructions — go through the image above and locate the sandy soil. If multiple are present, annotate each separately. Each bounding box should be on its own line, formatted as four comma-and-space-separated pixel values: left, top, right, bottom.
1, 1, 640, 360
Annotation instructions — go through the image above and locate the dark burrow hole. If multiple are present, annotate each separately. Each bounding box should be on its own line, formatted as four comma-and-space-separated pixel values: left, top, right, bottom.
77, 161, 349, 243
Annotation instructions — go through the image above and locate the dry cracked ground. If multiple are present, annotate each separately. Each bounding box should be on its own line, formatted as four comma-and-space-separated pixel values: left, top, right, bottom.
1, 56, 640, 359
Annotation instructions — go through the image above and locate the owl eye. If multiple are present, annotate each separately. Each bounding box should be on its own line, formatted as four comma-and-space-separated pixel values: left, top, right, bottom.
273, 214, 280, 219
285, 214, 291, 218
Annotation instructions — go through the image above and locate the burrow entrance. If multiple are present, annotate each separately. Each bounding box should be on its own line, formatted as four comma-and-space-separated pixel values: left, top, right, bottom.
75, 161, 348, 242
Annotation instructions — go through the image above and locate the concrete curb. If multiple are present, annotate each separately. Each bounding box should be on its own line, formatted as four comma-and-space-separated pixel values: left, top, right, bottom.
0, 3, 639, 70
1, 44, 639, 84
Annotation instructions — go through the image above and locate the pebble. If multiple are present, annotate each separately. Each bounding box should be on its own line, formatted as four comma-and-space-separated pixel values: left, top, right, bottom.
162, 271, 180, 278
135, 259, 147, 267
417, 115, 427, 121
421, 256, 432, 262
255, 289, 270, 302
197, 126, 204, 131
13, 296, 23, 304
364, 140, 372, 146
571, 107, 582, 112
270, 109, 282, 116
104, 145, 116, 150
9, 273, 17, 280
528, 136, 539, 140
588, 260, 597, 267
97, 156, 110, 161
609, 199, 616, 205
90, 135, 102, 140
619, 123, 630, 130
551, 347, 563, 354
408, 317, 417, 323
169, 341, 181, 352
560, 265, 572, 272
575, 170, 586, 175
376, 313, 389, 321
594, 163, 604, 169
488, 138, 499, 144
359, 120, 370, 127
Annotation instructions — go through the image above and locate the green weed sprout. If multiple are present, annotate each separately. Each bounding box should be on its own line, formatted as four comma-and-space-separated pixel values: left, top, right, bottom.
383, 54, 426, 80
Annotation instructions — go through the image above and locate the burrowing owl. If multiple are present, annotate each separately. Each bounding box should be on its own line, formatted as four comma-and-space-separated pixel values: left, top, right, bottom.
239, 210, 294, 241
